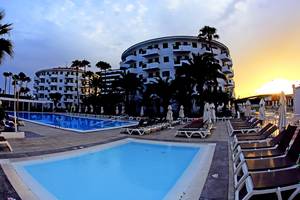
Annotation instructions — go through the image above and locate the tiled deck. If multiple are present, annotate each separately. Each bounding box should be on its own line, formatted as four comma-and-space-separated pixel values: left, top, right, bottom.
0, 120, 233, 200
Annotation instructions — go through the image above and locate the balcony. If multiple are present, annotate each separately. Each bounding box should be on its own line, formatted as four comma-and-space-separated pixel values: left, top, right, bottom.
144, 62, 160, 71
65, 82, 76, 86
226, 80, 235, 88
124, 55, 136, 64
173, 45, 192, 53
145, 77, 157, 84
174, 60, 189, 67
142, 48, 159, 57
218, 53, 231, 61
222, 66, 233, 74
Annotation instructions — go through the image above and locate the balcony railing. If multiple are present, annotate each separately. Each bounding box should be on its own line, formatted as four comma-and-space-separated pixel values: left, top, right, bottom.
219, 53, 231, 61
144, 62, 160, 70
173, 45, 192, 53
142, 48, 159, 57
124, 55, 136, 64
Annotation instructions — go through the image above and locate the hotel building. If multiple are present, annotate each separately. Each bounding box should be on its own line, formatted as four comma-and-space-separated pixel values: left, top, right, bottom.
33, 67, 85, 109
120, 36, 234, 95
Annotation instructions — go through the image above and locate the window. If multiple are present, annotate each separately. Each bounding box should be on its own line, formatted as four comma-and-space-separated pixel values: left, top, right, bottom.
60, 72, 63, 74
154, 57, 159, 63
183, 41, 188, 45
59, 87, 62, 90
155, 71, 160, 77
162, 71, 170, 77
139, 61, 143, 67
192, 42, 197, 48
148, 73, 153, 78
163, 56, 169, 62
163, 43, 168, 48
60, 79, 63, 82
154, 44, 158, 48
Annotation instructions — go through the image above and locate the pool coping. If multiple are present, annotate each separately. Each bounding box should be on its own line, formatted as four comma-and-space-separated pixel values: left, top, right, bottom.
1, 138, 216, 200
9, 112, 138, 133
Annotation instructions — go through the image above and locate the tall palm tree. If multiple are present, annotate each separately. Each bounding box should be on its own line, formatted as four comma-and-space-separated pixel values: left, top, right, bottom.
0, 11, 13, 64
198, 26, 219, 54
49, 92, 62, 111
96, 61, 111, 93
81, 59, 90, 72
7, 72, 12, 95
114, 71, 143, 115
150, 76, 173, 111
3, 71, 10, 94
178, 53, 227, 114
70, 60, 81, 110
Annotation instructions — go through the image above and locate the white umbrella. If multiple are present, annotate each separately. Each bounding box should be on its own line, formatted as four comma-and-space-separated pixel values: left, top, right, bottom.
100, 106, 104, 114
71, 103, 76, 112
85, 106, 88, 113
259, 99, 266, 122
179, 105, 184, 118
121, 105, 125, 114
278, 91, 287, 131
210, 103, 216, 123
115, 105, 119, 115
90, 105, 94, 113
203, 103, 211, 124
166, 105, 173, 122
245, 100, 251, 117
140, 106, 144, 117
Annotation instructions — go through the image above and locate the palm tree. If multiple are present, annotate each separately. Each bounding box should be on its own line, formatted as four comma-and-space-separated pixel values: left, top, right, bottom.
150, 76, 173, 112
114, 71, 143, 115
81, 59, 90, 72
3, 71, 10, 94
49, 92, 62, 111
7, 72, 12, 95
70, 60, 81, 111
0, 11, 13, 64
178, 53, 227, 114
198, 26, 219, 54
96, 61, 111, 93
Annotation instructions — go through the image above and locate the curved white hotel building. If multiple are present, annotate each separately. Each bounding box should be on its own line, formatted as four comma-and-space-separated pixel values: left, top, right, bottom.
33, 67, 86, 109
120, 36, 234, 94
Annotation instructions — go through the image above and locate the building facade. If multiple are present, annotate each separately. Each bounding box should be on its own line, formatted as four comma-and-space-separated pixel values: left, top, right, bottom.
120, 36, 234, 94
96, 69, 123, 93
33, 67, 85, 109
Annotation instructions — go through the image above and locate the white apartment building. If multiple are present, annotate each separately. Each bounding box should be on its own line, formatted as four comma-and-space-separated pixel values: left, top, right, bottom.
120, 36, 234, 95
33, 67, 85, 109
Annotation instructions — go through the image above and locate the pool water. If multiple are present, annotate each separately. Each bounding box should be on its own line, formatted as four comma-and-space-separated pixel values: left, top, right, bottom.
18, 141, 202, 200
10, 112, 137, 132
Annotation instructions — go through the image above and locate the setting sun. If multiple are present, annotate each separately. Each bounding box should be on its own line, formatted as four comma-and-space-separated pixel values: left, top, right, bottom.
255, 79, 300, 95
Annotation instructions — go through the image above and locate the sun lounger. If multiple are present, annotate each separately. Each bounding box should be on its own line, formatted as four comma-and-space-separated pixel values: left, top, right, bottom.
235, 168, 300, 200
0, 136, 13, 151
235, 125, 288, 150
176, 119, 211, 138
227, 120, 260, 136
231, 125, 278, 150
234, 128, 300, 188
234, 123, 273, 137
233, 126, 298, 166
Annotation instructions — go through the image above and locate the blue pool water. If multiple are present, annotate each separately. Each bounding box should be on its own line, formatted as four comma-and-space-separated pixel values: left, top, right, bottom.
20, 141, 201, 200
10, 112, 137, 132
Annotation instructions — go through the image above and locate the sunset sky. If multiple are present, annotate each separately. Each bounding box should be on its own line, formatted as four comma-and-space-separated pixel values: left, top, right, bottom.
0, 0, 300, 97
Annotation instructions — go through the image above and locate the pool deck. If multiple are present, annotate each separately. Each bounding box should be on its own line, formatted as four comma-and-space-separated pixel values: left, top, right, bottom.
0, 120, 233, 200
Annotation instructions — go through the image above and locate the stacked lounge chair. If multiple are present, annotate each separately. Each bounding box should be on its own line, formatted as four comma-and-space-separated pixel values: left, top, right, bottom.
229, 116, 300, 200
227, 117, 261, 136
122, 118, 170, 136
175, 119, 211, 138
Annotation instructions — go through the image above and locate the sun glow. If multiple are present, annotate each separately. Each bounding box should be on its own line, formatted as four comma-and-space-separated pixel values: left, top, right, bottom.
255, 79, 300, 95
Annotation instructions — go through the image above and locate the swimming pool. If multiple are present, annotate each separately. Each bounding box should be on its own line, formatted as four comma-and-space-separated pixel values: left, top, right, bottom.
9, 112, 138, 132
11, 139, 215, 200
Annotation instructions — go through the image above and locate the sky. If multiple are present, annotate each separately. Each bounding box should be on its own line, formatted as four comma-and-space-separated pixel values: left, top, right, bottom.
0, 0, 300, 97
